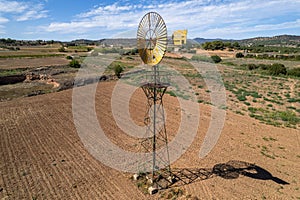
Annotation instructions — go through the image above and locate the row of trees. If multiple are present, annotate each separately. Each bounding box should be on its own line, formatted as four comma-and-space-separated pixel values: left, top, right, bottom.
201, 40, 300, 54
236, 52, 300, 61
240, 45, 300, 54
241, 63, 300, 77
191, 55, 222, 63
0, 38, 57, 46
202, 41, 240, 50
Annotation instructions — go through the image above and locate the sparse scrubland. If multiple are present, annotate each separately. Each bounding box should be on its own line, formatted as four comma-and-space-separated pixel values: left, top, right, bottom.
0, 38, 300, 199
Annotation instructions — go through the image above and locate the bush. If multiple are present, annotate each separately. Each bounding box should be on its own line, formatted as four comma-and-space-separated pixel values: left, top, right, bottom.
66, 55, 73, 60
211, 55, 222, 63
247, 64, 258, 70
235, 52, 244, 58
122, 48, 138, 56
58, 46, 66, 52
69, 60, 80, 68
258, 64, 269, 70
114, 65, 124, 78
287, 68, 300, 77
237, 95, 247, 101
270, 110, 300, 124
268, 63, 287, 75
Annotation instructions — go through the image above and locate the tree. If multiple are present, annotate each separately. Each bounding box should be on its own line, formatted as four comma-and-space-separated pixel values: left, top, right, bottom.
224, 42, 233, 48
202, 42, 210, 50
212, 41, 225, 50
114, 64, 124, 78
202, 41, 226, 50
232, 42, 240, 49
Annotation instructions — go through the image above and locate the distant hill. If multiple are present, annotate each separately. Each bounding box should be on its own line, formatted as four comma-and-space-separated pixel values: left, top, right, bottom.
1, 34, 299, 47
193, 38, 233, 44
237, 35, 300, 46
193, 35, 300, 47
69, 35, 300, 47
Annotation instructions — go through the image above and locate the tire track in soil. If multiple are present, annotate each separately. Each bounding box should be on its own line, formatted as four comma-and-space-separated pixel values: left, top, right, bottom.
0, 120, 18, 199
51, 91, 124, 197
22, 100, 109, 199
20, 105, 77, 199
1, 109, 33, 199
29, 105, 85, 199
16, 106, 62, 199
0, 85, 148, 200
76, 83, 150, 199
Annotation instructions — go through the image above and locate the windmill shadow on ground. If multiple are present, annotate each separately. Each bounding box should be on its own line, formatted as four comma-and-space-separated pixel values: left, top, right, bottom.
168, 160, 289, 187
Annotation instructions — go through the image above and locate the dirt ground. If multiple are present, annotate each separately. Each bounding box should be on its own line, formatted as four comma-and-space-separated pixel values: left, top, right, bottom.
196, 49, 240, 58
0, 57, 69, 69
0, 81, 299, 199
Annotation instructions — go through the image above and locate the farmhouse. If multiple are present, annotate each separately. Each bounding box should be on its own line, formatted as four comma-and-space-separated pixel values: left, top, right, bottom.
172, 29, 188, 46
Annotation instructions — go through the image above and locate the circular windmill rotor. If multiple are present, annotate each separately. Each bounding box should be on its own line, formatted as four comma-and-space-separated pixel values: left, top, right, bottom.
137, 12, 167, 66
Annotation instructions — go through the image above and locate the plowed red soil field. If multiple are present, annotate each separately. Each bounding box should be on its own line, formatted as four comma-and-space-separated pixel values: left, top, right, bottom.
1, 81, 299, 199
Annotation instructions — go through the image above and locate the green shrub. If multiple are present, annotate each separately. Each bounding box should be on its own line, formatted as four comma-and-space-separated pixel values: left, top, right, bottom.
66, 55, 73, 60
270, 111, 300, 124
114, 64, 124, 78
247, 64, 258, 70
211, 55, 222, 63
69, 60, 80, 68
287, 68, 300, 77
258, 64, 269, 70
244, 102, 251, 106
287, 98, 300, 103
58, 46, 66, 52
268, 63, 287, 75
167, 91, 177, 97
235, 52, 244, 58
248, 107, 257, 113
237, 95, 247, 101
250, 92, 262, 98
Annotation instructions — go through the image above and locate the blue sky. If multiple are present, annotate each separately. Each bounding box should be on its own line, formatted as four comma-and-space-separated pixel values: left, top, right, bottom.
0, 0, 300, 41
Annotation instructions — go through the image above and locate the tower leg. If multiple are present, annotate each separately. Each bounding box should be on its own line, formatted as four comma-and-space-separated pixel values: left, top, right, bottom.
137, 65, 172, 189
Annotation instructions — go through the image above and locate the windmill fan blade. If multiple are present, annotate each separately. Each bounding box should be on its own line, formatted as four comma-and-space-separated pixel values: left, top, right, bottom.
137, 12, 167, 66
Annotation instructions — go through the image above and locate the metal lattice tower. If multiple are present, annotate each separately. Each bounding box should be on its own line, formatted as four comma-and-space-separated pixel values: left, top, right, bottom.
140, 66, 171, 179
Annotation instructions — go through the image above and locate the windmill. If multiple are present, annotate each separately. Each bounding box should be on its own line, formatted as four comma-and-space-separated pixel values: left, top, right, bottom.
136, 12, 173, 192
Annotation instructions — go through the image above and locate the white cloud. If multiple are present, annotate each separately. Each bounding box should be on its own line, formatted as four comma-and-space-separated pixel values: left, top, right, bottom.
77, 3, 134, 18
0, 16, 9, 23
43, 0, 300, 39
0, 0, 27, 13
199, 19, 300, 38
254, 20, 300, 32
0, 25, 5, 34
0, 0, 48, 21
17, 8, 48, 21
